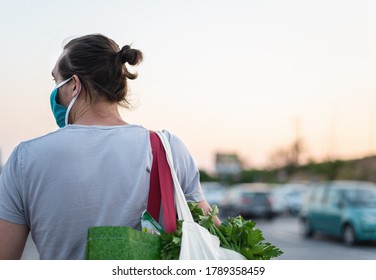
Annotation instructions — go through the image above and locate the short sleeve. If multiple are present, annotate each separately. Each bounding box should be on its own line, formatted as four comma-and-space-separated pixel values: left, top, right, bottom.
0, 144, 27, 224
162, 130, 205, 202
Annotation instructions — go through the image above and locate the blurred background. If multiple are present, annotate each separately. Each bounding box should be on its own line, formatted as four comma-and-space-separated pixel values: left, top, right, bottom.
1, 0, 376, 259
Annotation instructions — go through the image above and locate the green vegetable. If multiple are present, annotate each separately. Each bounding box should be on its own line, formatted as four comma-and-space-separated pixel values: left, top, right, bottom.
160, 202, 283, 260
160, 220, 183, 260
218, 215, 283, 260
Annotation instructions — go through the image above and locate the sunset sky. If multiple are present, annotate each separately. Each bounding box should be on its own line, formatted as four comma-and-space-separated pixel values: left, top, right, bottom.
1, 0, 376, 172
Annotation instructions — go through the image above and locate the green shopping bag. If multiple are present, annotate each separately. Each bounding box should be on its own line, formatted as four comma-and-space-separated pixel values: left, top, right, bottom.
84, 131, 176, 260
85, 226, 162, 260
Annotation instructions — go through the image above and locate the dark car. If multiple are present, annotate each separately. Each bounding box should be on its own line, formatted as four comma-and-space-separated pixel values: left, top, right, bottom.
299, 180, 376, 246
221, 183, 275, 220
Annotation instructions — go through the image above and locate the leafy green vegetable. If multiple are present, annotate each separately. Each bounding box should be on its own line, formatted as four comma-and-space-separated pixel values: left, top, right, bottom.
160, 202, 283, 260
218, 215, 283, 260
160, 220, 182, 260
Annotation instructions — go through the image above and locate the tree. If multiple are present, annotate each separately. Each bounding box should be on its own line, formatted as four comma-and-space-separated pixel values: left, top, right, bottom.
199, 170, 217, 182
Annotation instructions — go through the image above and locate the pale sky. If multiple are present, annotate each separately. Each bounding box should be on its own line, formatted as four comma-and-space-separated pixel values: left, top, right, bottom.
1, 0, 376, 172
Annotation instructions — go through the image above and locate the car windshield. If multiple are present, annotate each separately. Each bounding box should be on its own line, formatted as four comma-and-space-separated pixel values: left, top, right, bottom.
242, 192, 269, 202
344, 188, 376, 207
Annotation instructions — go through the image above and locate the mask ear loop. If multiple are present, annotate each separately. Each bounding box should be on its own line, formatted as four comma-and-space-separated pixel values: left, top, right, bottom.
55, 77, 72, 89
65, 78, 82, 126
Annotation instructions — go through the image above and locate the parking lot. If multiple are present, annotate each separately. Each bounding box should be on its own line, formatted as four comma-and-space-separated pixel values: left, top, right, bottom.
253, 215, 376, 260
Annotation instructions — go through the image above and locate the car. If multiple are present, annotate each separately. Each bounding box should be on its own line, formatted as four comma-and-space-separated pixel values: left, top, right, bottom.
272, 183, 310, 216
201, 182, 227, 207
299, 180, 376, 246
220, 183, 275, 220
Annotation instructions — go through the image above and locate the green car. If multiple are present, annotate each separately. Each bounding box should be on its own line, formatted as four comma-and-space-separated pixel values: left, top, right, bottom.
299, 181, 376, 246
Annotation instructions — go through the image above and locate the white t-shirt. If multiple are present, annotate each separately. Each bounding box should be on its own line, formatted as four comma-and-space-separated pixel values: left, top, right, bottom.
0, 124, 204, 259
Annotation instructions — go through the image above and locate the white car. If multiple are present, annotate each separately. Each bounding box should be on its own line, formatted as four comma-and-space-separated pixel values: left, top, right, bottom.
272, 183, 310, 215
201, 182, 227, 207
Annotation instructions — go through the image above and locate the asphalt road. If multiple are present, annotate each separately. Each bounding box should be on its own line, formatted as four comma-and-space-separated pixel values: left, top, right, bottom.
253, 215, 376, 260
21, 215, 375, 260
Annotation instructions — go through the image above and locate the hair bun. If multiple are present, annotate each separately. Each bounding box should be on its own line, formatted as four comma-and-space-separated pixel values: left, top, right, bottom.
119, 45, 143, 65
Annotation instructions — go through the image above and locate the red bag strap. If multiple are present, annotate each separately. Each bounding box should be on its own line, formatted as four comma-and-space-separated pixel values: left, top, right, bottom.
147, 131, 176, 233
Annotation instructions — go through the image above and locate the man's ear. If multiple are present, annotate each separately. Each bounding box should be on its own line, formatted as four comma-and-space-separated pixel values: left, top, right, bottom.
71, 74, 82, 97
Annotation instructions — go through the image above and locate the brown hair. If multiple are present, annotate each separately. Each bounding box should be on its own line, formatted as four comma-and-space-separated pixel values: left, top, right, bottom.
58, 34, 143, 107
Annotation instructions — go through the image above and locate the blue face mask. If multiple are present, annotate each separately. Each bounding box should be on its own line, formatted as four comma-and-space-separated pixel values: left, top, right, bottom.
50, 77, 80, 128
